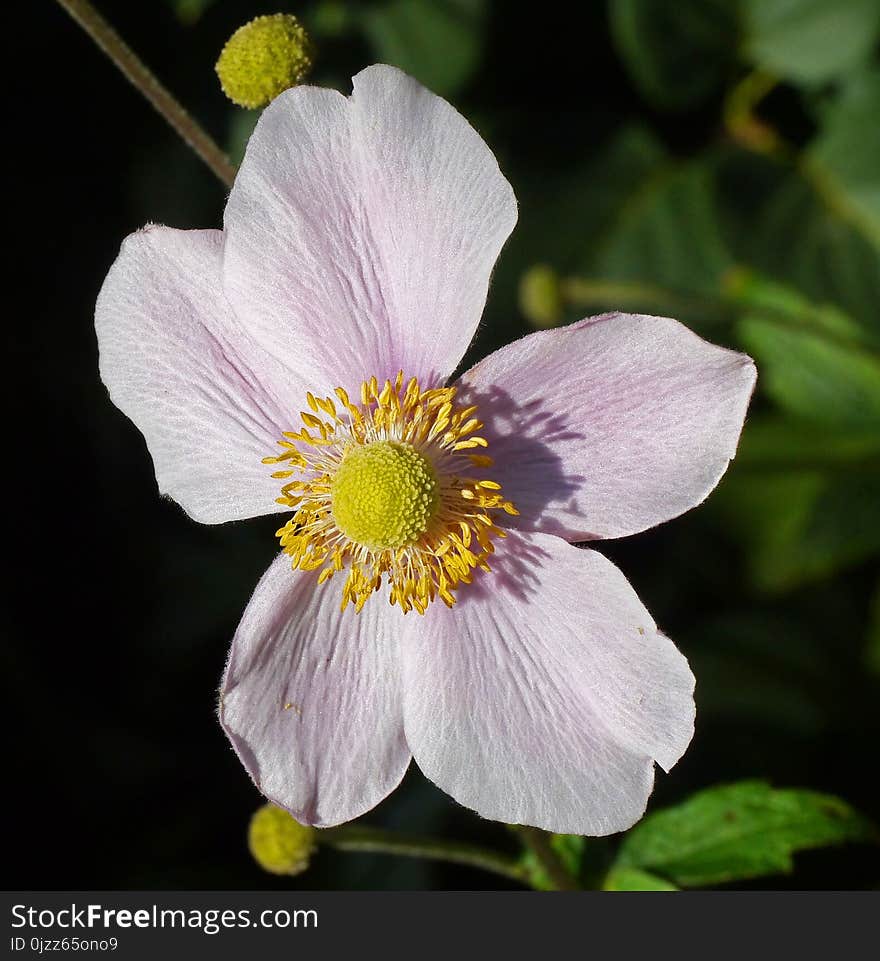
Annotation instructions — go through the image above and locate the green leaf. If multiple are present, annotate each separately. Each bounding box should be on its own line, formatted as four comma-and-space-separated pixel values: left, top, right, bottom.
731, 472, 880, 592
603, 867, 678, 891
743, 0, 880, 86
721, 153, 880, 338
737, 315, 880, 429
726, 267, 868, 339
723, 470, 880, 592
590, 159, 733, 299
609, 0, 739, 109
361, 0, 488, 96
728, 269, 880, 429
714, 415, 880, 592
733, 415, 880, 470
750, 179, 880, 338
808, 69, 880, 245
517, 126, 667, 276
616, 781, 878, 887
504, 126, 667, 329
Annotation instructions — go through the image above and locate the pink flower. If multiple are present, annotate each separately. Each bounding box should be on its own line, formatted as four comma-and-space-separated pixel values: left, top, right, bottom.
95, 65, 756, 835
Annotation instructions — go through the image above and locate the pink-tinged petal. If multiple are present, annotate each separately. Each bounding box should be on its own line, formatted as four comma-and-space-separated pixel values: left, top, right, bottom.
96, 225, 309, 524
222, 64, 517, 394
459, 313, 756, 541
220, 553, 410, 827
401, 531, 694, 836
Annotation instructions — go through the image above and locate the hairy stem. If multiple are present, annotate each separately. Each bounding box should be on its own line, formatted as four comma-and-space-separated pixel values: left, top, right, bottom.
55, 0, 236, 188
321, 825, 528, 885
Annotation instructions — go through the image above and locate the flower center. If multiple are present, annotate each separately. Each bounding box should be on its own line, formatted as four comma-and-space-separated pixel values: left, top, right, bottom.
331, 441, 440, 551
264, 373, 518, 615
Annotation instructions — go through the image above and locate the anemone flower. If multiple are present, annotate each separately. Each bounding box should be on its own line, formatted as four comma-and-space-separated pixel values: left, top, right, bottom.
95, 65, 756, 835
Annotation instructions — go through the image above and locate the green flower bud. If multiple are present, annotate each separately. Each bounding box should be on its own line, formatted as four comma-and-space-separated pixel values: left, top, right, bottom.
216, 14, 315, 110
519, 264, 563, 328
248, 804, 316, 876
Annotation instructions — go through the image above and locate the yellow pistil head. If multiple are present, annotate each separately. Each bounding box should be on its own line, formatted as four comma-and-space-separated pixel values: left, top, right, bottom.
331, 441, 440, 551
264, 373, 519, 615
215, 14, 315, 110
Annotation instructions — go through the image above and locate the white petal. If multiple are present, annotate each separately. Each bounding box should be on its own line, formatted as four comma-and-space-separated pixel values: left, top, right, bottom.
220, 554, 411, 827
96, 225, 307, 523
223, 64, 517, 394
402, 531, 695, 835
459, 312, 757, 540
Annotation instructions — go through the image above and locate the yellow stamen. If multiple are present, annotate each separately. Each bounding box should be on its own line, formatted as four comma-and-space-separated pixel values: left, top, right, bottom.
265, 373, 517, 614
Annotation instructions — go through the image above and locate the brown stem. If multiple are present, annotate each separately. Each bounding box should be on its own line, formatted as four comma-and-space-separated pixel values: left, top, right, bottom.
54, 0, 236, 189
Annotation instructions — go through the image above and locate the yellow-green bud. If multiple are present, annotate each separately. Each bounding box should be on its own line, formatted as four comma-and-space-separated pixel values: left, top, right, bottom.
216, 14, 315, 109
248, 804, 316, 876
519, 264, 564, 328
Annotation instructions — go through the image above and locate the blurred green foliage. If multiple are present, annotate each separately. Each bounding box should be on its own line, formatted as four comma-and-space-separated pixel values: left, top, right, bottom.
516, 1, 880, 601
610, 0, 740, 109
361, 0, 487, 95
744, 0, 880, 84
164, 0, 218, 25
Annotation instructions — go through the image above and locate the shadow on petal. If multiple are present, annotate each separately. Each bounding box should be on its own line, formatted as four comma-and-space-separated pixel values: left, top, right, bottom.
458, 381, 597, 539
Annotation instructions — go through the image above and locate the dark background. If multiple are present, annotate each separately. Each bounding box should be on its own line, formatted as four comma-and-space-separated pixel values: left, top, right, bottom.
8, 0, 878, 889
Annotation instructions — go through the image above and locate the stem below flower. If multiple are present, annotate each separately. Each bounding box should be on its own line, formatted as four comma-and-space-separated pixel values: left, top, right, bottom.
54, 0, 237, 189
320, 825, 528, 885
510, 826, 580, 891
